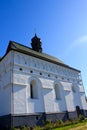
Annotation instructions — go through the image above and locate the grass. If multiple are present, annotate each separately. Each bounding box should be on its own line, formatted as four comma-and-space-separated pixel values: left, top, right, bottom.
52, 121, 87, 130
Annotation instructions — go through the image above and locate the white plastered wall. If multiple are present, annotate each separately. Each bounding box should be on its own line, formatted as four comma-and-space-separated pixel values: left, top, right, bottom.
0, 51, 13, 116
12, 51, 87, 114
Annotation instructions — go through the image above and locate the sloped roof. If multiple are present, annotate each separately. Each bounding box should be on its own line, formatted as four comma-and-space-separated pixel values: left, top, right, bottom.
0, 57, 2, 61
5, 41, 80, 72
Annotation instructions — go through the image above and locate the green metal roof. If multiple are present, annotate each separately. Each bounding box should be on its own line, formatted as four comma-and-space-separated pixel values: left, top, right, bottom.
6, 41, 80, 72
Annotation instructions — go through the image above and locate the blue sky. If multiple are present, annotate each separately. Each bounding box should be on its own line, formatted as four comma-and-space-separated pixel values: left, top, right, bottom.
0, 0, 87, 95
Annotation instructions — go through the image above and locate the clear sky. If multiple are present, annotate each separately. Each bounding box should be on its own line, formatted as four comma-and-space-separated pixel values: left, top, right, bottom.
0, 0, 87, 95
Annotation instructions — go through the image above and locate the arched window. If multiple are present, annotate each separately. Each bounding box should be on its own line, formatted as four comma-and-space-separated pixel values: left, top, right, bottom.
55, 84, 61, 100
72, 85, 76, 93
30, 80, 38, 99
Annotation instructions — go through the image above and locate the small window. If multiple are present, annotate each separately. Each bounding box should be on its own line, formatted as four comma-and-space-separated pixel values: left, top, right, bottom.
72, 85, 76, 93
25, 61, 27, 64
40, 72, 42, 75
62, 77, 64, 80
35, 64, 36, 67
19, 68, 23, 71
55, 75, 58, 79
48, 74, 50, 77
43, 65, 45, 69
67, 78, 69, 81
30, 70, 33, 73
36, 116, 39, 120
55, 84, 61, 100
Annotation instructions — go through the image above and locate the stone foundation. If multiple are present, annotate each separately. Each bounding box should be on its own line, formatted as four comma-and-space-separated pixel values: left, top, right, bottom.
0, 110, 87, 129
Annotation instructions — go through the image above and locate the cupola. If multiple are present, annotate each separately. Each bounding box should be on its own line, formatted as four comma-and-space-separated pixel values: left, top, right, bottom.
31, 34, 42, 53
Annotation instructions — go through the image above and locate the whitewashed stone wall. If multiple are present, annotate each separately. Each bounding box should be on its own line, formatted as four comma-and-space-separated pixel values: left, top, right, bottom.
79, 85, 87, 110
0, 50, 87, 116
12, 51, 87, 114
0, 51, 13, 116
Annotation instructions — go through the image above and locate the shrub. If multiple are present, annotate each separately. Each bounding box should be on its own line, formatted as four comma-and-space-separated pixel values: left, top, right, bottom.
10, 128, 17, 130
43, 124, 52, 130
79, 114, 85, 122
20, 125, 27, 130
43, 120, 52, 130
57, 119, 64, 125
33, 126, 42, 130
45, 120, 51, 125
29, 126, 33, 130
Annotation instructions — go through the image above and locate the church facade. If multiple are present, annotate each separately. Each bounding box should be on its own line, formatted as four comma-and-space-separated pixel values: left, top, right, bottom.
0, 35, 87, 128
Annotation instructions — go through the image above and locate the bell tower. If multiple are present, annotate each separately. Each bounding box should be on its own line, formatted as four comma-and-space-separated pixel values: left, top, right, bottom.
31, 34, 42, 53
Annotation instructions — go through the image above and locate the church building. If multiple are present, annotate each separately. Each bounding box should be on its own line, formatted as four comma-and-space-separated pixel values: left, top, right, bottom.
0, 34, 87, 128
